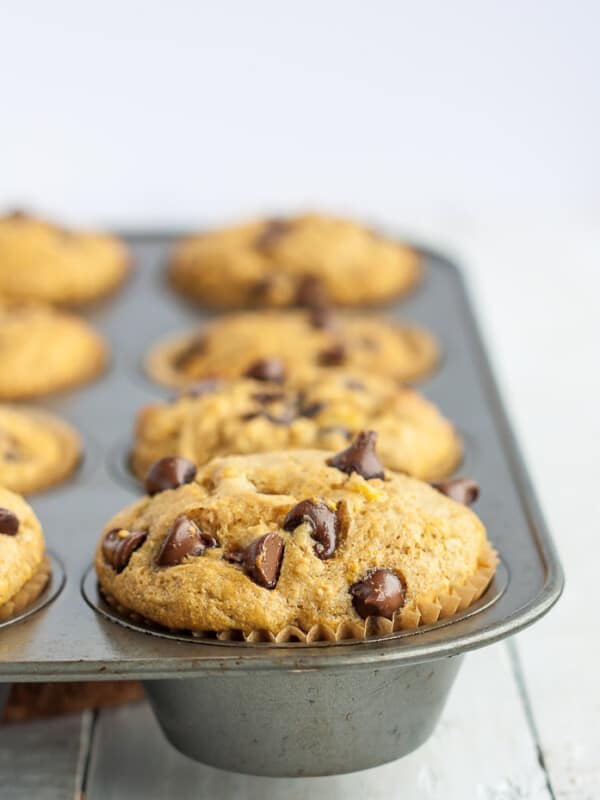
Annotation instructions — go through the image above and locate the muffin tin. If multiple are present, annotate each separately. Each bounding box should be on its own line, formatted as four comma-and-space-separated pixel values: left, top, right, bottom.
0, 232, 563, 776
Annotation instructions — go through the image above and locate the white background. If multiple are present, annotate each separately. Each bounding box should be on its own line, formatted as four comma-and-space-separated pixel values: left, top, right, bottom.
0, 2, 599, 797
1, 1, 598, 228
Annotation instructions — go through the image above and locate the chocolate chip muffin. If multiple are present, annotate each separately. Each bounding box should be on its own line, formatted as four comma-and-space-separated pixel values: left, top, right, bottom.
0, 406, 81, 495
0, 300, 107, 399
96, 435, 497, 641
145, 310, 438, 390
0, 210, 130, 305
0, 487, 49, 622
131, 373, 461, 483
168, 213, 420, 309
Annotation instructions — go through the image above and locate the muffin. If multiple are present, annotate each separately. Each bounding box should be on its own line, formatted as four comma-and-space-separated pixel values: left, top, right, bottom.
0, 300, 107, 399
95, 435, 497, 641
0, 406, 82, 494
0, 487, 49, 622
0, 210, 130, 305
131, 373, 461, 483
145, 310, 438, 390
168, 213, 420, 309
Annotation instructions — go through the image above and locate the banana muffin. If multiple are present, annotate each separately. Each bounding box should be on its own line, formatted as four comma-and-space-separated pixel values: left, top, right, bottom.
0, 406, 82, 494
145, 310, 438, 390
0, 210, 130, 305
96, 435, 496, 641
0, 300, 107, 399
168, 213, 420, 309
131, 373, 461, 483
0, 487, 49, 622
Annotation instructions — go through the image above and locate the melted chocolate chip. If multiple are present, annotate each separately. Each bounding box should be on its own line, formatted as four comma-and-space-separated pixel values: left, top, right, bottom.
102, 528, 148, 572
244, 358, 286, 383
0, 508, 19, 535
251, 391, 286, 404
299, 401, 325, 418
255, 218, 291, 252
156, 514, 218, 566
283, 499, 339, 559
223, 548, 245, 564
241, 407, 296, 425
250, 276, 280, 302
145, 456, 197, 495
0, 431, 21, 462
243, 532, 284, 589
318, 343, 347, 366
309, 305, 336, 330
350, 568, 405, 619
173, 337, 206, 370
327, 430, 384, 480
432, 478, 480, 506
296, 275, 329, 309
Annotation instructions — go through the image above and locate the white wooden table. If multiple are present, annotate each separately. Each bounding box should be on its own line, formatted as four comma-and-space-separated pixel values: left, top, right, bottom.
0, 220, 597, 799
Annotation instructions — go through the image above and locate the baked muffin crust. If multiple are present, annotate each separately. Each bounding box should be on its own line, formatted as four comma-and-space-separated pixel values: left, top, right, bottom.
168, 213, 420, 308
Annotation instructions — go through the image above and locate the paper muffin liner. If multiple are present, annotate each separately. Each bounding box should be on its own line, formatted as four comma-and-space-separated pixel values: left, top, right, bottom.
101, 541, 498, 644
0, 554, 50, 622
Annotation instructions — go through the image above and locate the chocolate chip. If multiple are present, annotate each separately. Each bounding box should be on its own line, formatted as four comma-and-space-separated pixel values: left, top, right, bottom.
5, 210, 28, 221
309, 305, 336, 330
318, 343, 347, 366
327, 430, 384, 480
250, 276, 276, 299
0, 431, 21, 462
102, 528, 148, 572
350, 568, 405, 619
174, 337, 206, 370
145, 456, 197, 495
0, 508, 19, 535
223, 548, 245, 564
243, 532, 284, 589
244, 358, 286, 383
299, 401, 325, 418
251, 391, 286, 404
432, 478, 480, 506
283, 499, 339, 559
296, 275, 329, 309
241, 408, 296, 425
156, 514, 218, 566
181, 379, 221, 398
255, 218, 290, 252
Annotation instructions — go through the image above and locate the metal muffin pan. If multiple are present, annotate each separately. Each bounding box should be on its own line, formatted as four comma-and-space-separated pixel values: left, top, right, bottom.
0, 233, 563, 776
0, 552, 65, 631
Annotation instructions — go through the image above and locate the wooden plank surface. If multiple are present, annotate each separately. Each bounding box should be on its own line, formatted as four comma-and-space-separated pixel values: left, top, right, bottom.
467, 226, 600, 800
0, 709, 91, 800
85, 645, 552, 800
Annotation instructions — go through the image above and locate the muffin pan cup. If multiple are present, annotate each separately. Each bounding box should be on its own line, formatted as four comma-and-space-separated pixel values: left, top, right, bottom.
0, 233, 563, 777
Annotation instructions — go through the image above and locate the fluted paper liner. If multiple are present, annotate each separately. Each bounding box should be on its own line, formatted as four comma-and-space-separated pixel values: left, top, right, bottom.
0, 555, 50, 622
101, 542, 498, 644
